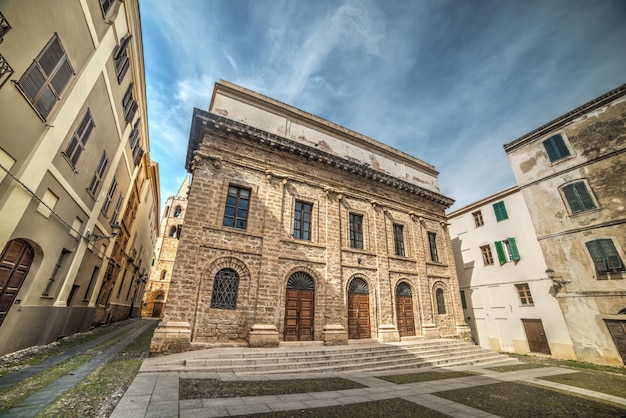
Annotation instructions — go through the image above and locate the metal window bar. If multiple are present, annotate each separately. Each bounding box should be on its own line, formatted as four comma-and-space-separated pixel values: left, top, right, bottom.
210, 268, 239, 309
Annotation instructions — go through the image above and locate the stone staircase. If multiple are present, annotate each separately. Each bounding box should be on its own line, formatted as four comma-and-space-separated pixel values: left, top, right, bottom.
141, 338, 518, 374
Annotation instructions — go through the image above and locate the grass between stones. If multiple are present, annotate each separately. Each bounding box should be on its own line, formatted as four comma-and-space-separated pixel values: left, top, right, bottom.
539, 371, 626, 398
506, 352, 626, 376
241, 398, 448, 417
375, 370, 477, 384
37, 324, 157, 418
434, 381, 626, 417
0, 354, 94, 411
485, 363, 547, 372
180, 377, 366, 399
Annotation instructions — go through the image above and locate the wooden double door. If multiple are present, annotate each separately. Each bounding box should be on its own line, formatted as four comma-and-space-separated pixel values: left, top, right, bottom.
348, 293, 371, 339
605, 320, 626, 364
284, 289, 314, 341
0, 240, 34, 327
396, 295, 416, 337
522, 319, 551, 354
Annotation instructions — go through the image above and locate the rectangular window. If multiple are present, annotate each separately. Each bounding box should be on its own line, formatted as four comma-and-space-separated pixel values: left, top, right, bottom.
293, 200, 312, 240
393, 224, 405, 256
102, 177, 117, 216
562, 181, 596, 214
87, 152, 109, 197
113, 35, 131, 83
63, 109, 95, 168
100, 0, 116, 16
480, 245, 494, 266
428, 232, 439, 262
472, 210, 484, 227
543, 134, 571, 162
84, 266, 99, 300
495, 238, 520, 264
111, 194, 124, 224
515, 283, 533, 305
493, 201, 508, 222
460, 290, 467, 309
349, 213, 363, 249
586, 239, 625, 274
122, 83, 138, 123
16, 34, 74, 120
37, 189, 58, 218
223, 185, 250, 229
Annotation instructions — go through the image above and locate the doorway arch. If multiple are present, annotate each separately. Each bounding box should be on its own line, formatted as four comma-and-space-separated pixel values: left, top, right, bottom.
395, 281, 416, 337
348, 277, 371, 339
0, 239, 34, 326
284, 272, 315, 341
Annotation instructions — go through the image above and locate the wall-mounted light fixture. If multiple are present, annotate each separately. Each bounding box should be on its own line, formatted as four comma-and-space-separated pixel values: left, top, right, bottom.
85, 222, 121, 243
546, 268, 571, 286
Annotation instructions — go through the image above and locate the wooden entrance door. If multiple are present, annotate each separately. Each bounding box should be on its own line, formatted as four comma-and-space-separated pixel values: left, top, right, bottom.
284, 272, 315, 342
0, 239, 34, 326
522, 319, 551, 354
348, 278, 370, 339
152, 302, 164, 317
605, 320, 626, 364
396, 282, 416, 337
284, 289, 314, 341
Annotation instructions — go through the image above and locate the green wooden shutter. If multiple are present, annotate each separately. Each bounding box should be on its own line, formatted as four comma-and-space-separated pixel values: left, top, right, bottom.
495, 241, 507, 264
599, 239, 624, 271
493, 201, 508, 222
543, 137, 558, 161
585, 240, 607, 272
574, 182, 596, 211
553, 135, 571, 159
508, 237, 520, 261
562, 183, 583, 213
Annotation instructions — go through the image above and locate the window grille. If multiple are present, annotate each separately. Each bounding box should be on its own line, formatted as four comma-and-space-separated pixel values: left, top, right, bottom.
396, 282, 411, 296
436, 288, 446, 314
210, 268, 239, 309
287, 272, 315, 290
0, 11, 11, 43
348, 278, 369, 294
0, 53, 13, 89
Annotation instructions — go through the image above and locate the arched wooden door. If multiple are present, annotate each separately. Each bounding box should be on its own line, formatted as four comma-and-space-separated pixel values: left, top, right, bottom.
284, 272, 314, 341
348, 278, 370, 339
152, 294, 165, 317
0, 239, 34, 326
396, 282, 416, 337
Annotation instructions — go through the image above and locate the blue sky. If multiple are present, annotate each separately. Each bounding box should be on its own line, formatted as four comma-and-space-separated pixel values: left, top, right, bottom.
139, 0, 626, 211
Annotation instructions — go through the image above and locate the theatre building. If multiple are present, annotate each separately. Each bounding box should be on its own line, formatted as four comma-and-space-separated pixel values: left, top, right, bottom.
151, 81, 469, 352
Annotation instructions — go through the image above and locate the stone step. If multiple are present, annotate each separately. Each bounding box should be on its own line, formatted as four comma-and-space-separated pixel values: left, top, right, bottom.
141, 338, 516, 374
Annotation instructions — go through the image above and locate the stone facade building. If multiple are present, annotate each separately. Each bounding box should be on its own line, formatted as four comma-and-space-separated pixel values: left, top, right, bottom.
0, 0, 159, 355
142, 175, 190, 318
151, 81, 469, 353
503, 84, 626, 366
448, 186, 575, 359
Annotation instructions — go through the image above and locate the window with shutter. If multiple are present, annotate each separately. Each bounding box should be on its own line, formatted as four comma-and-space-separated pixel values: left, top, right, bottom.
122, 83, 138, 123
493, 201, 508, 221
543, 134, 571, 162
507, 238, 521, 261
494, 240, 507, 264
100, 0, 116, 16
113, 35, 132, 83
87, 152, 109, 197
561, 181, 597, 214
63, 109, 95, 167
101, 177, 117, 216
585, 239, 625, 274
17, 34, 74, 120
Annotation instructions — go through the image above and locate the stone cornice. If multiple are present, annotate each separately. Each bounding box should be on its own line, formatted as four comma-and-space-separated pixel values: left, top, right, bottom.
187, 109, 455, 208
503, 83, 626, 153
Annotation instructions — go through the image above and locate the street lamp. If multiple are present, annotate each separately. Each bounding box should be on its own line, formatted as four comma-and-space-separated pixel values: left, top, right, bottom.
85, 222, 121, 243
546, 268, 571, 286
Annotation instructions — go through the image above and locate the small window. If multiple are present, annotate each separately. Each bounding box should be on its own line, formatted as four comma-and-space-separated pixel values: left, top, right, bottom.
495, 238, 520, 264
436, 288, 446, 314
84, 266, 100, 300
100, 0, 116, 16
169, 226, 177, 237
493, 201, 508, 222
293, 200, 312, 240
515, 283, 533, 305
349, 213, 363, 249
87, 152, 109, 197
543, 134, 571, 162
393, 224, 405, 256
111, 194, 124, 224
173, 206, 182, 218
472, 210, 484, 227
160, 270, 167, 281
210, 268, 239, 310
586, 239, 625, 274
16, 34, 74, 120
460, 290, 467, 309
480, 245, 494, 266
122, 83, 138, 123
63, 109, 95, 168
561, 181, 597, 214
113, 35, 132, 83
223, 185, 250, 229
428, 232, 439, 263
101, 177, 117, 216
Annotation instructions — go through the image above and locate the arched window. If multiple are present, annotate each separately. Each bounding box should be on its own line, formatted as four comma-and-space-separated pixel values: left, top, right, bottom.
164, 205, 170, 218
174, 206, 182, 218
436, 288, 446, 314
396, 282, 412, 296
155, 294, 165, 301
618, 308, 626, 315
210, 268, 239, 310
348, 277, 369, 294
287, 272, 315, 290
160, 270, 166, 281
169, 226, 177, 237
